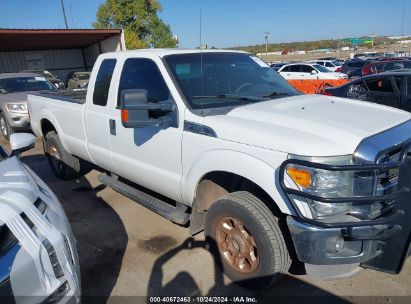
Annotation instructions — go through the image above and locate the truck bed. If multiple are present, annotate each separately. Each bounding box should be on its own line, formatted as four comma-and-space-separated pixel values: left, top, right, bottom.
28, 89, 90, 162
32, 89, 87, 104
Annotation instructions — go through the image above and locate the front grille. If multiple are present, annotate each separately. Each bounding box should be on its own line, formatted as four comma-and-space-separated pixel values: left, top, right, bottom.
371, 146, 403, 218
42, 239, 64, 278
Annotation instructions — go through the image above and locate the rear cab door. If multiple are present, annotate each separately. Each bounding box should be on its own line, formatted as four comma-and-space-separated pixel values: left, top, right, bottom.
84, 57, 117, 170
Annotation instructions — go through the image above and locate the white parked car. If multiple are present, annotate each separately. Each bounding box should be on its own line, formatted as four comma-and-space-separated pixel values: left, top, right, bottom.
310, 60, 342, 72
278, 63, 348, 80
0, 133, 80, 303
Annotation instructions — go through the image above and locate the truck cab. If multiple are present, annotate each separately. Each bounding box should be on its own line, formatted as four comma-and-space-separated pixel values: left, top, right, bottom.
28, 49, 411, 289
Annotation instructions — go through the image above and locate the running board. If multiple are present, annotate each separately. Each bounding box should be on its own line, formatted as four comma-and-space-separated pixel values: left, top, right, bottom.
98, 173, 190, 225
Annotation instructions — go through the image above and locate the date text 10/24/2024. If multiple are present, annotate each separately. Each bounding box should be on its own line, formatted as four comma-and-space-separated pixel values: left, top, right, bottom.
149, 297, 258, 303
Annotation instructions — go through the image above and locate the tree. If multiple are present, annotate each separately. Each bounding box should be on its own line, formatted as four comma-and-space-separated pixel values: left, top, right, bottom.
93, 0, 177, 49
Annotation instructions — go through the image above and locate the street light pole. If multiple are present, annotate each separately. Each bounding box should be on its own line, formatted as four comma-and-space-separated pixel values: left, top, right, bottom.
60, 0, 69, 29
264, 32, 270, 56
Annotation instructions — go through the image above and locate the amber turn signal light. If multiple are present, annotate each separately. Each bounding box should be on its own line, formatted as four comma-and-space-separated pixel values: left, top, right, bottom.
287, 167, 311, 188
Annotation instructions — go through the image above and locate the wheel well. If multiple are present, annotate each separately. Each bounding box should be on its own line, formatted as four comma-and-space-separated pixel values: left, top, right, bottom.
41, 119, 56, 137
193, 171, 299, 268
194, 171, 282, 217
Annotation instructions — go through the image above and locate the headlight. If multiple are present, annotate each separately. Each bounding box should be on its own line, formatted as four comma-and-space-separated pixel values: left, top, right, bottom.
283, 154, 387, 221
7, 103, 27, 113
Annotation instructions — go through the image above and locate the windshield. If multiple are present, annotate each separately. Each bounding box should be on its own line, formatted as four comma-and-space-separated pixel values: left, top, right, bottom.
164, 53, 299, 110
312, 64, 331, 73
0, 77, 55, 93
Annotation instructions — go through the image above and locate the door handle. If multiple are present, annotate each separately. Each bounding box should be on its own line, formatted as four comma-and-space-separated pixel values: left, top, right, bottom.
109, 119, 116, 135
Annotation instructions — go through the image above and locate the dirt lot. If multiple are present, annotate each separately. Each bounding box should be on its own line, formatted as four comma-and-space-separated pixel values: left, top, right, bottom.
9, 137, 411, 303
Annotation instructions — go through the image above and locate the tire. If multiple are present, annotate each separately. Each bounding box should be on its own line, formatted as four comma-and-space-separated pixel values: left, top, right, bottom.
0, 113, 13, 140
45, 131, 91, 180
205, 191, 291, 290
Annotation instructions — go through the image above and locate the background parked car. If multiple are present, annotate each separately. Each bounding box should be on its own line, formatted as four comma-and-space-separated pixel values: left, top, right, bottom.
310, 60, 342, 72
66, 71, 91, 90
323, 71, 411, 111
278, 62, 347, 79
20, 70, 64, 89
362, 59, 411, 76
0, 133, 80, 303
0, 73, 55, 139
270, 62, 288, 71
340, 59, 371, 78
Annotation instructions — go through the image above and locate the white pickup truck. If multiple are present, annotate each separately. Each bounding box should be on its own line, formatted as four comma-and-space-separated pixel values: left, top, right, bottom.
28, 49, 411, 289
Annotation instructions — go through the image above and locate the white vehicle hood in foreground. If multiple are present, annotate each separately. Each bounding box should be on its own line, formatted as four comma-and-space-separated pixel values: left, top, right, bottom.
203, 95, 411, 156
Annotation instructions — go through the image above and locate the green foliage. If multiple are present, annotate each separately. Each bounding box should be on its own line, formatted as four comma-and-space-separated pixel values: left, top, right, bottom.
93, 0, 177, 49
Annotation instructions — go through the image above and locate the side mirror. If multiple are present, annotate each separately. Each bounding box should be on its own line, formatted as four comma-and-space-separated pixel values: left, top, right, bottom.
10, 133, 36, 156
120, 89, 175, 128
311, 70, 318, 74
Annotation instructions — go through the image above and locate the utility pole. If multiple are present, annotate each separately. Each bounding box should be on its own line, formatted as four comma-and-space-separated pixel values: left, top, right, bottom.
60, 0, 69, 29
264, 32, 270, 56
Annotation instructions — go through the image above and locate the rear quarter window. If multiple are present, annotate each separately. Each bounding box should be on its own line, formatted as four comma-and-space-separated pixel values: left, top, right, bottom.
93, 59, 117, 106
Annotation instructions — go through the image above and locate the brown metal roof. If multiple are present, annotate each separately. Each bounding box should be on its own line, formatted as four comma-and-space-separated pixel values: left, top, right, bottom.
0, 29, 122, 52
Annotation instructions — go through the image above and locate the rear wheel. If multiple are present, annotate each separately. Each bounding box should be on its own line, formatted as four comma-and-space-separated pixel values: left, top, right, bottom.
0, 113, 13, 140
45, 131, 91, 179
205, 191, 290, 289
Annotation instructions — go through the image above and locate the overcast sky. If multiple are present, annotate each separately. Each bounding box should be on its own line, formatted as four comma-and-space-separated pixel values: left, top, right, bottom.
0, 0, 409, 48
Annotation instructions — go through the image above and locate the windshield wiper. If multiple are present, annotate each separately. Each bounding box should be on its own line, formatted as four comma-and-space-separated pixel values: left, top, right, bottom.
261, 92, 290, 98
192, 94, 265, 102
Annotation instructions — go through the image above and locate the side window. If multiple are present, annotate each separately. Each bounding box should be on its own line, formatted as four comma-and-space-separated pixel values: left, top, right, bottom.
289, 65, 301, 72
281, 65, 290, 72
117, 58, 170, 107
325, 62, 334, 67
408, 76, 411, 95
365, 77, 394, 93
394, 76, 402, 92
93, 59, 117, 106
302, 65, 314, 73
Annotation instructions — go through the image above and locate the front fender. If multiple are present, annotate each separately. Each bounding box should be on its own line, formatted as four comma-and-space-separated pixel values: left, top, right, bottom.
181, 149, 295, 215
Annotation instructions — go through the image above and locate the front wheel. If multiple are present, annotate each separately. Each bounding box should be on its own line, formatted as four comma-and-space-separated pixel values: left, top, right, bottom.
205, 191, 291, 289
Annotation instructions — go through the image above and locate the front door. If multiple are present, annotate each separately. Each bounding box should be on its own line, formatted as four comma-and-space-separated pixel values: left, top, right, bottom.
363, 76, 400, 108
108, 57, 183, 201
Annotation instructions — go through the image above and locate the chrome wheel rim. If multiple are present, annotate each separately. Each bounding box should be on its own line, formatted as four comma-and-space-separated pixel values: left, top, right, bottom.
215, 216, 259, 273
48, 144, 63, 173
0, 117, 7, 137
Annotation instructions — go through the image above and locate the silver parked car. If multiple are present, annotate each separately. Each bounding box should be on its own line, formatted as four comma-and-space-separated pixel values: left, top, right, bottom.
66, 72, 90, 90
0, 73, 56, 139
20, 70, 65, 89
0, 133, 80, 303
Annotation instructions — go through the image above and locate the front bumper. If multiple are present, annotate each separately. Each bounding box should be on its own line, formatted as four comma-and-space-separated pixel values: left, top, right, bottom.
287, 212, 401, 265
281, 154, 411, 276
5, 111, 30, 130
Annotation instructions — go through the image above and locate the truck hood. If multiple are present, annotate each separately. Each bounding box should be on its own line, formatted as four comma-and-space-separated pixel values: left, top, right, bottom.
202, 95, 411, 156
0, 92, 28, 105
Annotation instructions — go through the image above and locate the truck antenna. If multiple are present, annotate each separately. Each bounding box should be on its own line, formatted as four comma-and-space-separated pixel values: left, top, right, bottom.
200, 9, 204, 105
